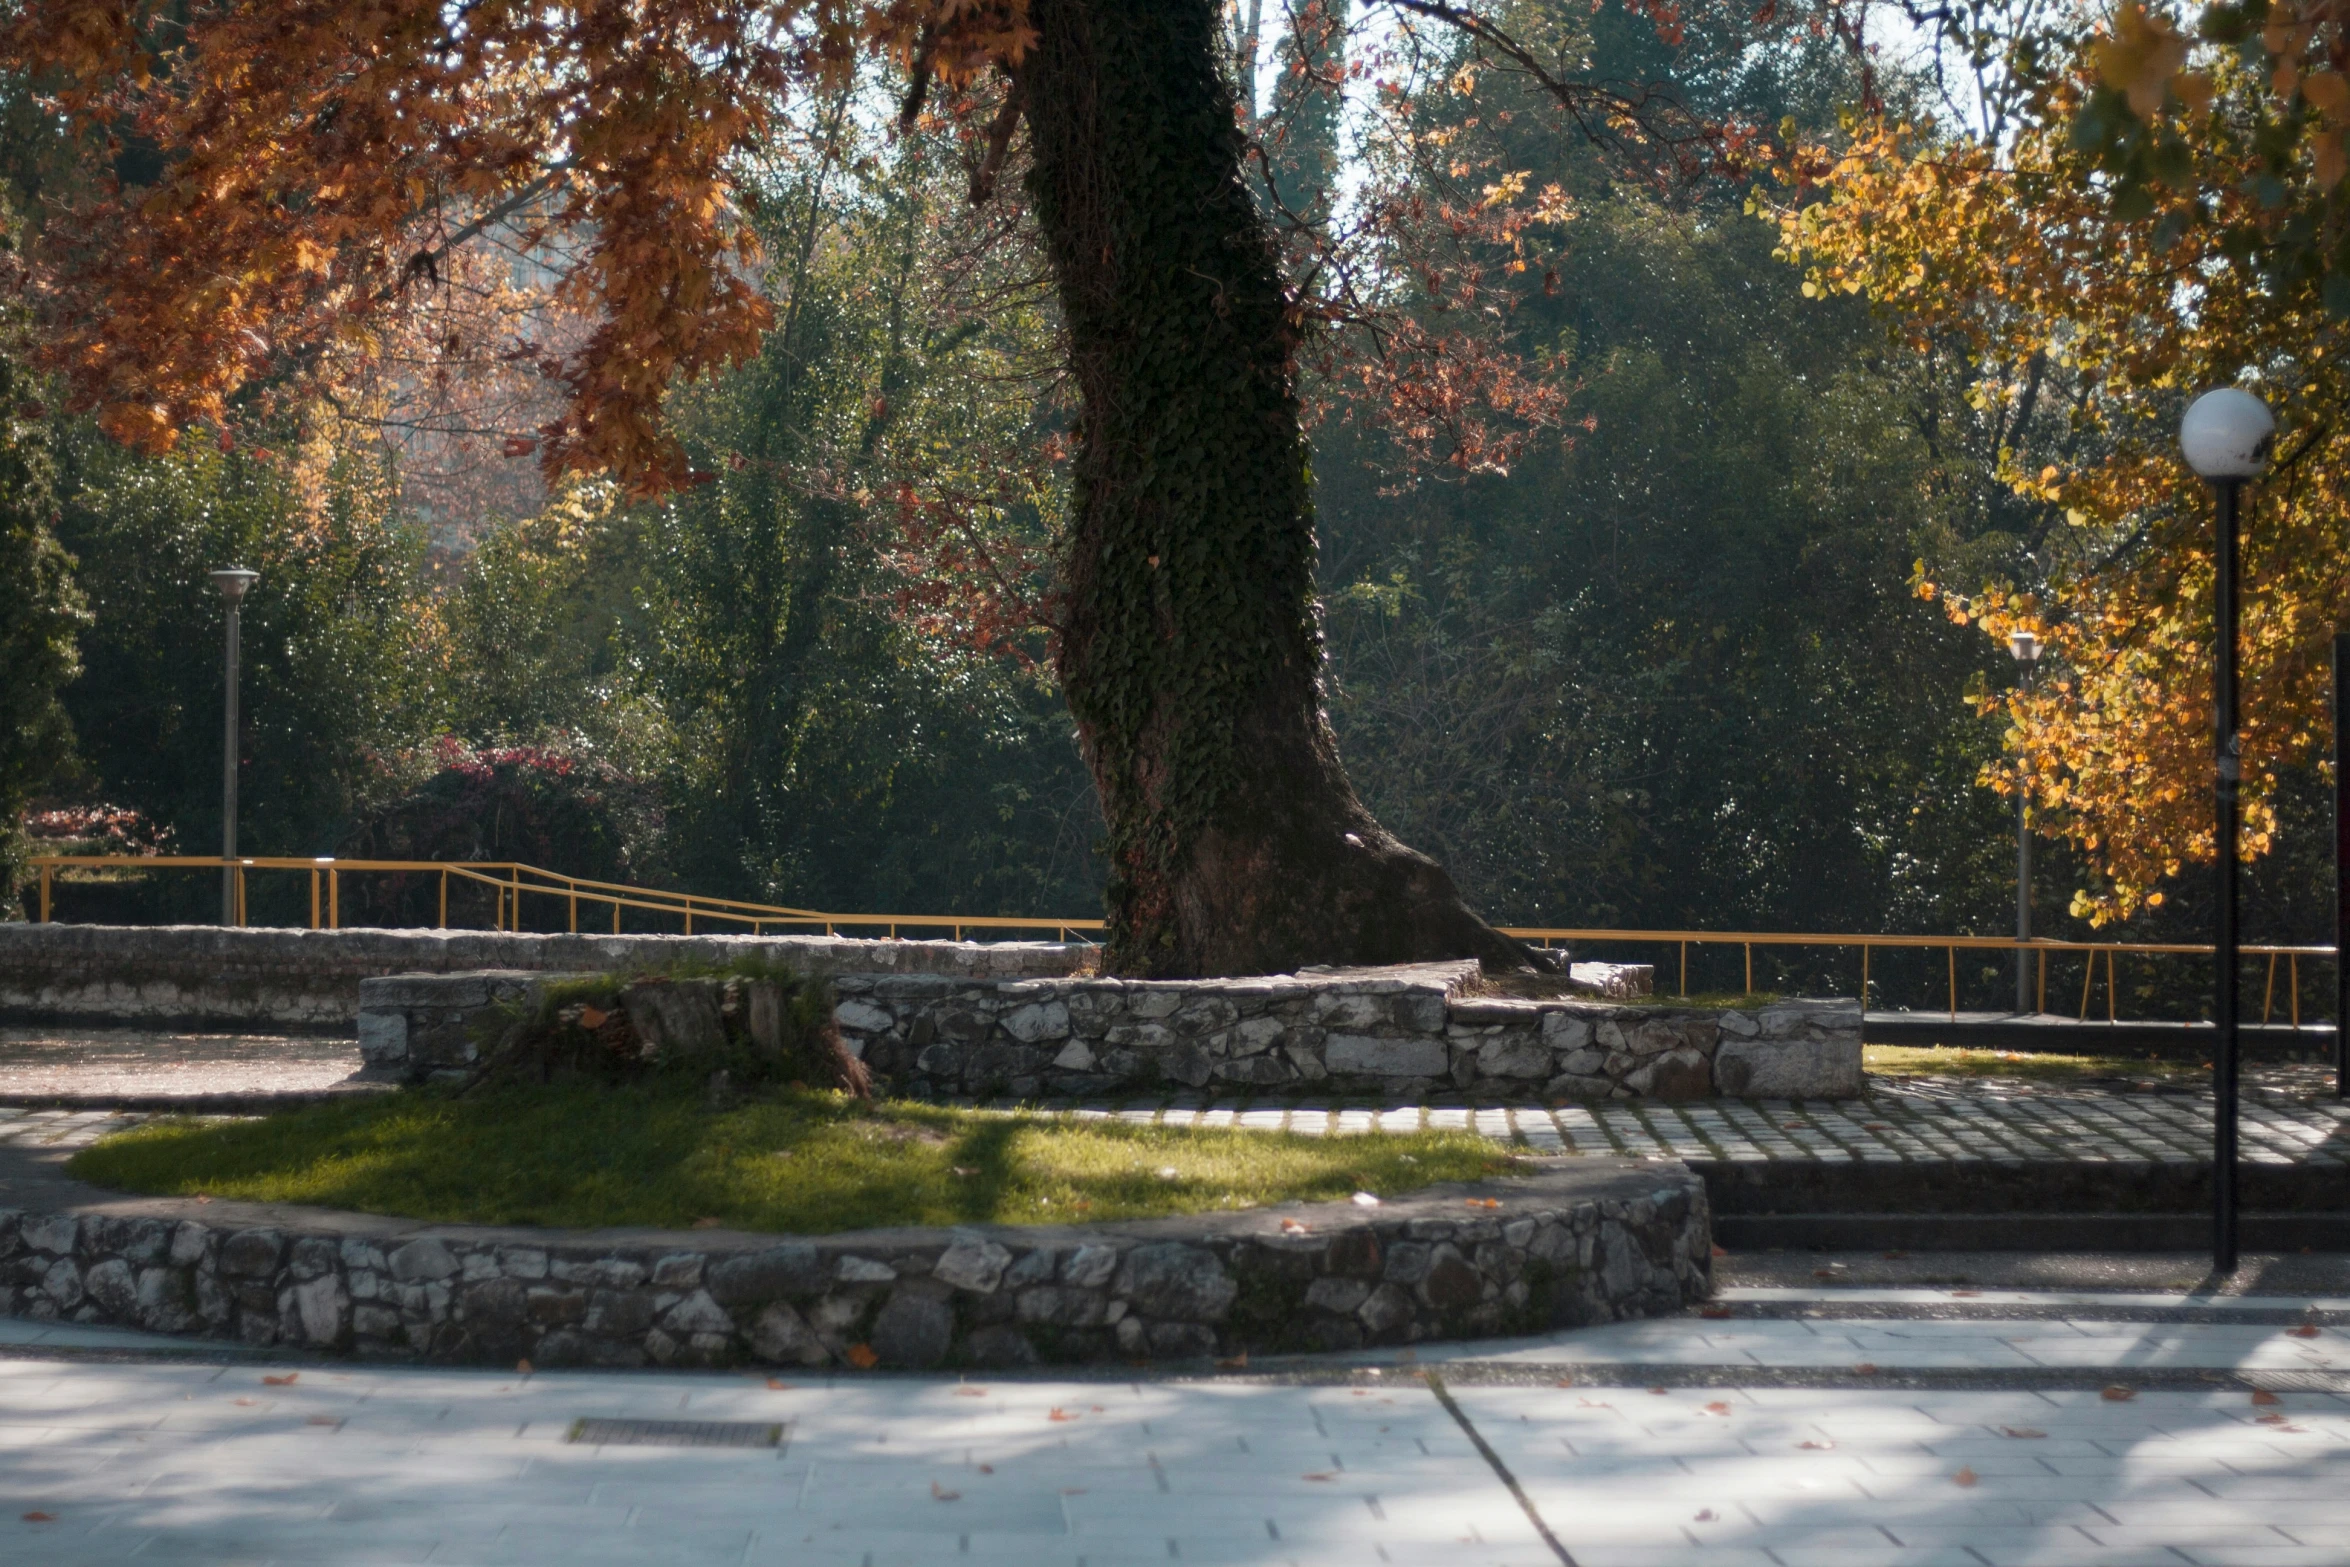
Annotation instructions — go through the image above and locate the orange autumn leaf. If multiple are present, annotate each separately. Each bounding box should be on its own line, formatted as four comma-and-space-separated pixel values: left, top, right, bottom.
846, 1343, 879, 1370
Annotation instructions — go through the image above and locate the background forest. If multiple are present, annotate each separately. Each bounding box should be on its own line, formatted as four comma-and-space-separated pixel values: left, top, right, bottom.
3, 0, 2336, 1012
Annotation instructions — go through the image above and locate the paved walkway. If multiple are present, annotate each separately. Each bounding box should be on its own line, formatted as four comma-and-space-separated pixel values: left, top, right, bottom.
0, 1028, 374, 1103
1, 1287, 2345, 1565
5, 1066, 2350, 1170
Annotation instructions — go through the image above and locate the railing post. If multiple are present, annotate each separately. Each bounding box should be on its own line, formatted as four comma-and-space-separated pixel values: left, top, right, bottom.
612, 899, 621, 935
438, 869, 448, 929
38, 864, 51, 923
569, 889, 578, 934
1681, 940, 1690, 998
1948, 945, 1957, 1020
1860, 942, 1870, 1010
310, 867, 320, 930
510, 867, 520, 933
235, 864, 247, 927
2037, 948, 2047, 1014
329, 868, 339, 929
1744, 942, 1753, 996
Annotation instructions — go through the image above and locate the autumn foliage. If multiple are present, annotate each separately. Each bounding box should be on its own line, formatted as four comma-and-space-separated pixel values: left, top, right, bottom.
12, 0, 1037, 490
1772, 28, 2350, 922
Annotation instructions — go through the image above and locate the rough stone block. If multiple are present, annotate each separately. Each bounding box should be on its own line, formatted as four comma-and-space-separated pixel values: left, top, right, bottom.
708, 1245, 826, 1305
1325, 1035, 1447, 1078
870, 1290, 954, 1367
1714, 1035, 1863, 1098
1115, 1244, 1237, 1321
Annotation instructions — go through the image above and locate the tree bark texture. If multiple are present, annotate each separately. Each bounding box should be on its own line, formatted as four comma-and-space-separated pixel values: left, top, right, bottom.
1022, 0, 1532, 978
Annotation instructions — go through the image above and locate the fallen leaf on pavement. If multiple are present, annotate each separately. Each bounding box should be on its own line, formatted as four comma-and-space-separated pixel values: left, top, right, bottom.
1464, 1198, 1501, 1209
234, 1398, 255, 1407
846, 1344, 879, 1370
1949, 1289, 1980, 1298
262, 1374, 298, 1386
1694, 1509, 1717, 1521
953, 1386, 987, 1397
2288, 1325, 2321, 1338
22, 1512, 55, 1522
1953, 1467, 1979, 1487
930, 1483, 959, 1501
1280, 1219, 1311, 1235
1852, 1363, 1879, 1375
1648, 1387, 1668, 1395
1702, 1402, 1733, 1416
1216, 1352, 1249, 1370
2102, 1385, 2136, 1402
766, 1380, 793, 1391
1700, 1307, 1732, 1319
1710, 1245, 1728, 1258
305, 1416, 339, 1427
2252, 1389, 2281, 1406
1048, 1407, 1077, 1422
1798, 1440, 1835, 1450
977, 1464, 994, 1474
516, 1359, 533, 1375
1301, 1472, 1337, 1482
2000, 1427, 2046, 1439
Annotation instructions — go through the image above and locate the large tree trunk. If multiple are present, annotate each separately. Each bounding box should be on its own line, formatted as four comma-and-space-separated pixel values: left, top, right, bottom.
1021, 0, 1534, 978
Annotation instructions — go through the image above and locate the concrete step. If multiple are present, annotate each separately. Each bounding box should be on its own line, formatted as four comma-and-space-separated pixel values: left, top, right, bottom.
1691, 1156, 2350, 1216
1717, 1210, 2350, 1252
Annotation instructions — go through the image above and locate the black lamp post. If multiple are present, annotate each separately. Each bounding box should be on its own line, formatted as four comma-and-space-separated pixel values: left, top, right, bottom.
209, 567, 259, 926
2009, 628, 2044, 1015
2180, 387, 2274, 1276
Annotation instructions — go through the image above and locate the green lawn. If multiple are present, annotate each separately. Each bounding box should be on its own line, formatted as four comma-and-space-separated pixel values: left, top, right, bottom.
68, 1086, 1515, 1235
1864, 1043, 2202, 1084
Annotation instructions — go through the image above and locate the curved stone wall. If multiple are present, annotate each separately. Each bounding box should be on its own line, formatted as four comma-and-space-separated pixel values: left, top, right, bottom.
0, 1161, 1709, 1368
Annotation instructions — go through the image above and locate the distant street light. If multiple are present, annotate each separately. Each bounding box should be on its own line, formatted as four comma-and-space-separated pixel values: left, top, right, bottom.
209, 568, 259, 926
2008, 628, 2044, 1016
2180, 386, 2274, 1277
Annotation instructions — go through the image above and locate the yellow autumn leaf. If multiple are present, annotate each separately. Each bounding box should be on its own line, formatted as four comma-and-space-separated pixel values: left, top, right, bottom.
2094, 4, 2189, 119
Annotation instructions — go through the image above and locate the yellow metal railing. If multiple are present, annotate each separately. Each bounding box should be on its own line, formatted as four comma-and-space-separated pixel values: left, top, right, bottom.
1494, 927, 2333, 1029
24, 856, 2339, 1027
26, 855, 1106, 944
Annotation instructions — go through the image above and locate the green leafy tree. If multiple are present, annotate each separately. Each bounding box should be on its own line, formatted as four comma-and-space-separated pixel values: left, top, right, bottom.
0, 347, 87, 916
52, 437, 444, 918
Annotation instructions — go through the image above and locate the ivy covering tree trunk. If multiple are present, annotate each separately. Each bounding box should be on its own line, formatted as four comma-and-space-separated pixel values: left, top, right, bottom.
1022, 0, 1531, 978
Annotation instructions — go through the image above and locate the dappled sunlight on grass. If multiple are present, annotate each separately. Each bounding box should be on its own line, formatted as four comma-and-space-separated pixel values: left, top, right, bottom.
67, 1085, 1515, 1234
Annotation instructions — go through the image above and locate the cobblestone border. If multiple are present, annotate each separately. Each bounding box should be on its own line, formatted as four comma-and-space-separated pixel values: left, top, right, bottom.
0, 1160, 1707, 1369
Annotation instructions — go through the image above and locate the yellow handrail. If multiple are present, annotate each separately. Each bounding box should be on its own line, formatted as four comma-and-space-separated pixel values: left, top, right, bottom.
23, 854, 2341, 1023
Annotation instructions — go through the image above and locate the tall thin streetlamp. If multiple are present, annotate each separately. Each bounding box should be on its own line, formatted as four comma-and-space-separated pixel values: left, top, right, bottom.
2180, 387, 2274, 1276
2009, 628, 2044, 1015
209, 568, 259, 926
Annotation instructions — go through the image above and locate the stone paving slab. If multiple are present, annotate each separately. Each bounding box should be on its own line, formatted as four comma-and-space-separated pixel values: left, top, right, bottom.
1, 1291, 2348, 1566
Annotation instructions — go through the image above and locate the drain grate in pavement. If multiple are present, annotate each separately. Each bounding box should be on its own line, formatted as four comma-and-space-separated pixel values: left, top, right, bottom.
567, 1417, 785, 1449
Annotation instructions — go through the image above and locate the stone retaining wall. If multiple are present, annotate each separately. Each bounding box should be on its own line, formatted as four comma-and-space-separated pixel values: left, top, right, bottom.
0, 1162, 1709, 1367
361, 962, 1864, 1100
0, 924, 1084, 1029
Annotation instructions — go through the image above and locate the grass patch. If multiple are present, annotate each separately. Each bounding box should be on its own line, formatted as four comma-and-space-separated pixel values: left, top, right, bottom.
1864, 1043, 2201, 1084
67, 1085, 1515, 1234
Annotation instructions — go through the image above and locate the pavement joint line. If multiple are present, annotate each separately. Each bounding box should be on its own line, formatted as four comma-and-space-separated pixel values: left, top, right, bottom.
1420, 1369, 1578, 1567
